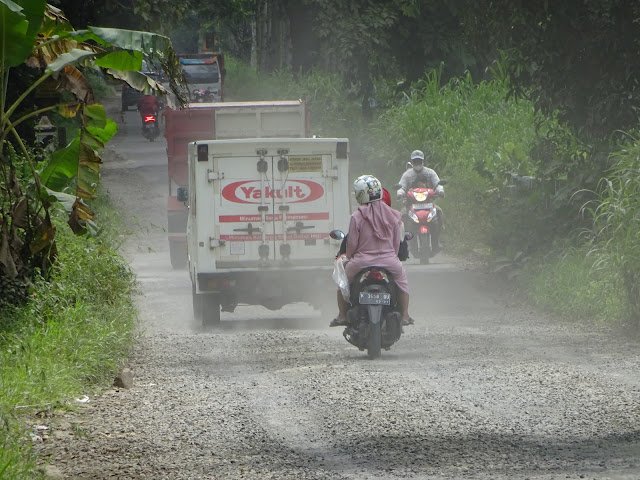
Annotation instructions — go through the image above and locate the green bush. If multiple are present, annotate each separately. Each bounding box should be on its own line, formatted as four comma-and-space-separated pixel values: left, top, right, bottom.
364, 67, 554, 255
0, 194, 137, 479
367, 68, 539, 177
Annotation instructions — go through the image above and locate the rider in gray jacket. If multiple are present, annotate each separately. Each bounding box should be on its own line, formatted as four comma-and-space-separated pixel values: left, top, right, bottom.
396, 149, 444, 198
396, 149, 445, 252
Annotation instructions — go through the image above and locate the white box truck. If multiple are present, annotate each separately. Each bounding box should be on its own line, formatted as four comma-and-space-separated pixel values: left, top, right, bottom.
181, 137, 350, 326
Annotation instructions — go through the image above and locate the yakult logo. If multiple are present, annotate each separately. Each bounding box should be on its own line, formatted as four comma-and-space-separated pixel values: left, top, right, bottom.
222, 180, 324, 204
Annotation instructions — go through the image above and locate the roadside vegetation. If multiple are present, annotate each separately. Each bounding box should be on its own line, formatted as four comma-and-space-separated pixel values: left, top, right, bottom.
225, 55, 640, 329
0, 2, 184, 476
0, 194, 138, 479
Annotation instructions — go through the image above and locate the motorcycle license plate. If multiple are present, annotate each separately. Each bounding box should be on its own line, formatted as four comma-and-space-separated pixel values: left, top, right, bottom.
359, 292, 391, 305
413, 203, 433, 210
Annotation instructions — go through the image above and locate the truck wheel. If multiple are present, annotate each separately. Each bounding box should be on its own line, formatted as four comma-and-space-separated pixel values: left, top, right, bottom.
170, 242, 188, 269
192, 285, 203, 321
202, 295, 221, 328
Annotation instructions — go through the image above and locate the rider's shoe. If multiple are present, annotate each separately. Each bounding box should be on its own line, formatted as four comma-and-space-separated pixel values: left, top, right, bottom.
401, 317, 415, 326
330, 317, 348, 327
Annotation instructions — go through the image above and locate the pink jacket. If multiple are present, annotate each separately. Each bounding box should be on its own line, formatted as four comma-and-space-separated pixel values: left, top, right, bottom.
344, 201, 409, 294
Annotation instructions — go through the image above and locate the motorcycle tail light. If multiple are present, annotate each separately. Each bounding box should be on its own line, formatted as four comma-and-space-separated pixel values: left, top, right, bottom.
144, 115, 156, 122
359, 269, 388, 283
369, 269, 387, 281
369, 271, 383, 281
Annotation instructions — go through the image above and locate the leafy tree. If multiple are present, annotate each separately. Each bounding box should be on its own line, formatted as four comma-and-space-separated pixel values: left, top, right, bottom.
0, 0, 185, 304
463, 0, 640, 141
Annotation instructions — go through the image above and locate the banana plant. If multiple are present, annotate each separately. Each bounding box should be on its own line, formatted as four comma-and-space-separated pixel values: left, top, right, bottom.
0, 0, 186, 283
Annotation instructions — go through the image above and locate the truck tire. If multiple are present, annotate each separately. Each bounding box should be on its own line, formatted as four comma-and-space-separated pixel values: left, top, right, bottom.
202, 295, 221, 328
192, 285, 203, 321
170, 242, 188, 269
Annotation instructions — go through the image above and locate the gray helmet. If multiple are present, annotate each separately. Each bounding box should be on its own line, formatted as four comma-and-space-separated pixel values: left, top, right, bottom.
410, 150, 425, 162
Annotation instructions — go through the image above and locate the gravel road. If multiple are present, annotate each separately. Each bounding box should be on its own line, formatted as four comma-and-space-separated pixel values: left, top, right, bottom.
37, 95, 640, 480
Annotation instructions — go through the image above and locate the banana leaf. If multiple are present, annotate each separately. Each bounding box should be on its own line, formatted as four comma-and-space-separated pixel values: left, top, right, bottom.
0, 0, 46, 69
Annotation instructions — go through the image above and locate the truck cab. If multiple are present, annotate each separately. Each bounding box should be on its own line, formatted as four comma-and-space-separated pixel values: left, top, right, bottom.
179, 54, 224, 102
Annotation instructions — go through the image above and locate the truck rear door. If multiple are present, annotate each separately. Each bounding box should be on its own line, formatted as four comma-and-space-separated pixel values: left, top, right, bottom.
215, 140, 343, 268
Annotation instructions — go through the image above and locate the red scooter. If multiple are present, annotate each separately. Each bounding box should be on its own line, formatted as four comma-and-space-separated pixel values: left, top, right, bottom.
141, 113, 159, 142
395, 179, 446, 264
137, 95, 161, 142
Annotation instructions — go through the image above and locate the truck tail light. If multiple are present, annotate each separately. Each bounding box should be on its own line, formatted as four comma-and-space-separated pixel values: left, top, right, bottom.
207, 279, 235, 289
197, 143, 208, 162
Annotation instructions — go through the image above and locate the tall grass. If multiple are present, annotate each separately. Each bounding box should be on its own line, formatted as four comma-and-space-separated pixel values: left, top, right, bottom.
521, 245, 627, 323
582, 139, 640, 325
367, 67, 538, 177
0, 193, 138, 479
364, 67, 545, 253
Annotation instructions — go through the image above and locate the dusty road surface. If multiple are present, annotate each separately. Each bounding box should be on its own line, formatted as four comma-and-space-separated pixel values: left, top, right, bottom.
38, 95, 640, 479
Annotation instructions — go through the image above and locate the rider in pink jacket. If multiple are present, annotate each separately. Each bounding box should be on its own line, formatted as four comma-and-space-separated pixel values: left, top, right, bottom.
330, 175, 412, 327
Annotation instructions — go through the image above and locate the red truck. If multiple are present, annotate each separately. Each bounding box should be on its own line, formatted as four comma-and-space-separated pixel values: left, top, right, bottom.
163, 100, 311, 268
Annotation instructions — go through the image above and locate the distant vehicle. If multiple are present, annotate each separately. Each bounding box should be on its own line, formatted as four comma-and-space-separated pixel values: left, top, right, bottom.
395, 179, 447, 264
178, 53, 225, 102
122, 84, 144, 111
121, 60, 162, 112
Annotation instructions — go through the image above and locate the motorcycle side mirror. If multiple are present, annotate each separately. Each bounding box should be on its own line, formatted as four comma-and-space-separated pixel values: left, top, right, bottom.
406, 162, 413, 170
177, 187, 188, 203
438, 179, 448, 186
329, 230, 345, 240
404, 232, 414, 241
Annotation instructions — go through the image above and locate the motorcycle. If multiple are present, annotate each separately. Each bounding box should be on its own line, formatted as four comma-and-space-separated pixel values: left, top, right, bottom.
395, 179, 447, 264
141, 113, 160, 142
330, 229, 413, 359
192, 88, 215, 103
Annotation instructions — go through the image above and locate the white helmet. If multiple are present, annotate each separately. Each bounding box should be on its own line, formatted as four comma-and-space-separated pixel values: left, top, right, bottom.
353, 175, 383, 205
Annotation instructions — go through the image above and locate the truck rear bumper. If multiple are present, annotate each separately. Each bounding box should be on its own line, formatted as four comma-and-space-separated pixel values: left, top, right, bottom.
196, 267, 335, 311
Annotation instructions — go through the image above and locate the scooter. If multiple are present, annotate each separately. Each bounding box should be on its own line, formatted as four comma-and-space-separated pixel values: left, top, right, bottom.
192, 88, 215, 102
395, 179, 447, 264
141, 113, 160, 142
330, 230, 413, 359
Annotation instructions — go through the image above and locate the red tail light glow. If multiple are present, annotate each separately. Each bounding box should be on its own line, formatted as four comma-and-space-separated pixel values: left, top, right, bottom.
367, 269, 384, 281
144, 115, 156, 122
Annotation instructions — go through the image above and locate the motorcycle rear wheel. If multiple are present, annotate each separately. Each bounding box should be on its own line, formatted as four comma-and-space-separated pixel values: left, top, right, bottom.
367, 322, 382, 359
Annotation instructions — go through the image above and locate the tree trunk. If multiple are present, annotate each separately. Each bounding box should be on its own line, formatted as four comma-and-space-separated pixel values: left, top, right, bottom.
254, 0, 293, 73
250, 17, 257, 68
